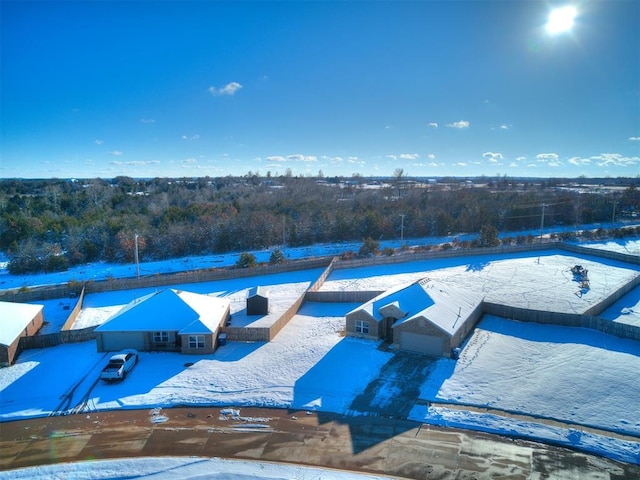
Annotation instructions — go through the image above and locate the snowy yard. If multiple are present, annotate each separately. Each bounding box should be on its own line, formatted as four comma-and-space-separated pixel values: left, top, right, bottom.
322, 249, 639, 314
1, 241, 640, 464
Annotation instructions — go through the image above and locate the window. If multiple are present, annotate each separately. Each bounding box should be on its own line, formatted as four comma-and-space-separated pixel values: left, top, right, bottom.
153, 331, 169, 343
355, 320, 369, 335
189, 335, 205, 349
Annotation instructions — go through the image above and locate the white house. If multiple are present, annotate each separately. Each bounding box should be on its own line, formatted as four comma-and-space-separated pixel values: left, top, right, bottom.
0, 301, 44, 366
95, 289, 231, 354
345, 278, 484, 357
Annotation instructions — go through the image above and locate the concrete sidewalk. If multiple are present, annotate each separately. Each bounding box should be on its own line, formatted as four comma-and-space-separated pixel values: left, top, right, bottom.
1, 407, 637, 478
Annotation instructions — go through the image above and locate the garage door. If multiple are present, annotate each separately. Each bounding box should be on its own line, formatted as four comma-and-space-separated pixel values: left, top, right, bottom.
101, 332, 145, 352
399, 331, 444, 356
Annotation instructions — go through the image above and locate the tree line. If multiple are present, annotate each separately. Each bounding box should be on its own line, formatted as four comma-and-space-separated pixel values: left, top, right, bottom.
1, 175, 638, 274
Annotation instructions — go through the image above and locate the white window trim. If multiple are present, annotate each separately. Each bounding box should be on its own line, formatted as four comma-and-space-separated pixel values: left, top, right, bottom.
355, 320, 369, 335
188, 335, 205, 349
153, 331, 169, 343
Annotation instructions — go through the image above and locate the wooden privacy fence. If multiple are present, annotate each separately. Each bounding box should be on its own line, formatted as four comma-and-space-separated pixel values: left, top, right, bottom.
483, 302, 640, 342
305, 290, 384, 303
19, 326, 98, 350
330, 241, 639, 271
8, 240, 640, 352
60, 287, 86, 331
0, 257, 334, 303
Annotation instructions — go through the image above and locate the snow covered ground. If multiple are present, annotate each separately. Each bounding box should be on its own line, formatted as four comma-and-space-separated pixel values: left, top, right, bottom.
322, 249, 639, 314
0, 457, 393, 480
1, 239, 640, 465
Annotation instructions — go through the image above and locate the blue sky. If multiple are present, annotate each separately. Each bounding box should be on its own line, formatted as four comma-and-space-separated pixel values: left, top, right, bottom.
1, 1, 638, 179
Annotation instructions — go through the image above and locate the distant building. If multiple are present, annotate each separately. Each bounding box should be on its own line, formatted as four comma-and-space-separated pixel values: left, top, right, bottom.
0, 301, 44, 366
345, 278, 484, 357
95, 289, 230, 355
247, 286, 269, 315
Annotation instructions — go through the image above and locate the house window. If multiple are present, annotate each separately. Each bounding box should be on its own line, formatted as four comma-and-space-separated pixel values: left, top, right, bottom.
153, 331, 169, 343
189, 335, 205, 349
355, 320, 369, 335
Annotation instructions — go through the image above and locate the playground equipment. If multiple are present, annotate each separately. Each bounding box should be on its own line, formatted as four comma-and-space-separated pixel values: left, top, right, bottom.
571, 265, 590, 289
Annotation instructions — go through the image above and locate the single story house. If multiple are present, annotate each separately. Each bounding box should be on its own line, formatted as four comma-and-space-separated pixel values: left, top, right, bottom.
95, 289, 231, 354
345, 278, 484, 357
246, 286, 269, 315
0, 301, 44, 366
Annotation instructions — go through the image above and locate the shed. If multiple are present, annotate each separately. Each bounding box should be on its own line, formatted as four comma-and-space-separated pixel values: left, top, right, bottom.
246, 286, 269, 315
0, 301, 44, 366
95, 289, 231, 354
345, 278, 484, 357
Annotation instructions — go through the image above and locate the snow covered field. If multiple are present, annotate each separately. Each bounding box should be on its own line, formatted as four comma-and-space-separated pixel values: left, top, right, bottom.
0, 457, 393, 480
1, 239, 639, 465
322, 249, 639, 314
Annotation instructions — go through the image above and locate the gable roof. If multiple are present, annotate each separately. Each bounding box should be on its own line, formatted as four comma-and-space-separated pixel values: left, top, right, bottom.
0, 301, 43, 347
347, 280, 434, 322
392, 279, 484, 337
95, 289, 230, 335
348, 278, 484, 338
247, 286, 269, 299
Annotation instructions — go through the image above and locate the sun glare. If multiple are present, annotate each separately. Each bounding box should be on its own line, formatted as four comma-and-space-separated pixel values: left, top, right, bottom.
546, 5, 577, 35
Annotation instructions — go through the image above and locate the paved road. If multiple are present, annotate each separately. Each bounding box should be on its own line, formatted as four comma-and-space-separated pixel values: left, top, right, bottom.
0, 407, 637, 479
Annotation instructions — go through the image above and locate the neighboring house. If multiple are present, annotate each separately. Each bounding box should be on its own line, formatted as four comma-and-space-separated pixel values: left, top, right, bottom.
246, 286, 269, 315
0, 301, 44, 366
95, 289, 230, 355
345, 278, 484, 357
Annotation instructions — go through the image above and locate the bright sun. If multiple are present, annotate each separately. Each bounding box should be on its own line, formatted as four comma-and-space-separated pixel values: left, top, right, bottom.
546, 5, 577, 35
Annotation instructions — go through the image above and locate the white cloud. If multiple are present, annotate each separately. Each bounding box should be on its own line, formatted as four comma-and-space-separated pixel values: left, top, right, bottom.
140, 118, 156, 124
568, 156, 591, 166
266, 156, 287, 162
482, 152, 504, 162
208, 82, 242, 96
516, 156, 527, 162
427, 153, 436, 159
181, 134, 200, 141
108, 150, 123, 156
287, 154, 317, 162
536, 153, 559, 162
591, 153, 640, 167
110, 160, 159, 166
500, 124, 510, 130
388, 153, 420, 161
455, 162, 468, 166
95, 139, 104, 145
629, 136, 640, 141
447, 120, 469, 129
182, 158, 197, 164
427, 122, 438, 128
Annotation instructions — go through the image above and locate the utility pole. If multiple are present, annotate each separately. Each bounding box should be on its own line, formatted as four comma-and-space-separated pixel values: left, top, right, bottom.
400, 213, 405, 247
134, 234, 140, 278
612, 199, 617, 227
539, 204, 546, 243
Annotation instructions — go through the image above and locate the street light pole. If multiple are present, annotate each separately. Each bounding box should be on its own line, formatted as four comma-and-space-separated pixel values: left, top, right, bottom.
539, 204, 546, 243
134, 234, 140, 278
